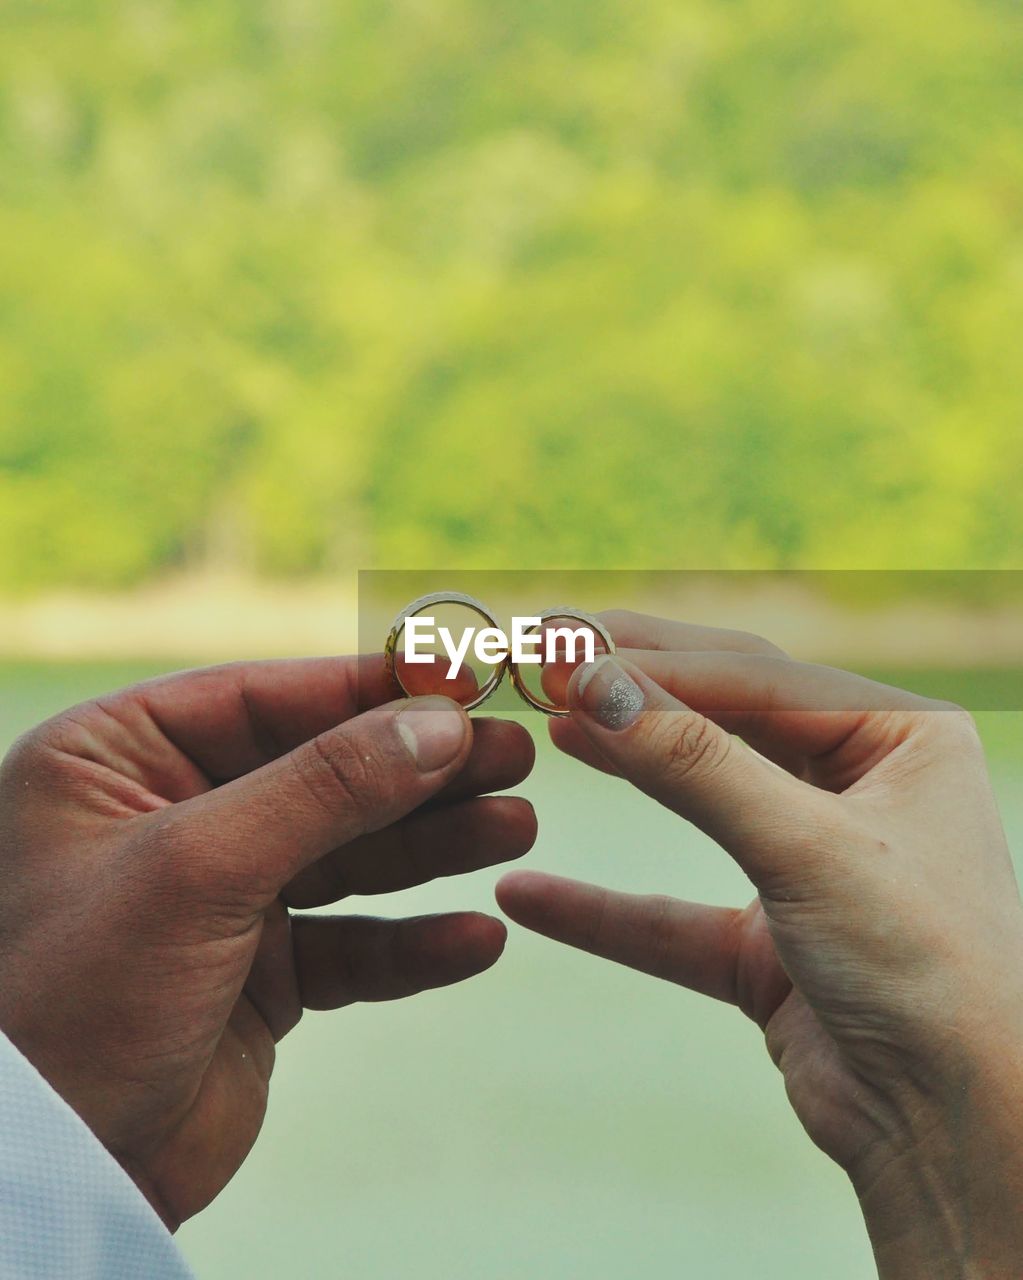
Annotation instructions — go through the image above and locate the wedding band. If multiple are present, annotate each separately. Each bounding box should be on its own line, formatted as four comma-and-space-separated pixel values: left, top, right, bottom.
384, 591, 508, 712
507, 606, 616, 718
384, 594, 615, 716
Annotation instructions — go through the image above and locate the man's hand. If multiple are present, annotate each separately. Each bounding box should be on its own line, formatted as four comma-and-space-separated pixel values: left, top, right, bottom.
498, 612, 1023, 1279
0, 655, 536, 1230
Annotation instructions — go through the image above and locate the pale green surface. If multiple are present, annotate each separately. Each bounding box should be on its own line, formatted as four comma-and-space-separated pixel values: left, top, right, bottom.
2, 664, 1022, 1279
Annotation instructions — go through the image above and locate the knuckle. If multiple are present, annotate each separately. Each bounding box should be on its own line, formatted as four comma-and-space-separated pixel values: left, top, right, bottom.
0, 729, 42, 786
907, 700, 984, 759
724, 628, 787, 658
1, 721, 93, 797
3, 716, 72, 773
930, 701, 981, 745
658, 710, 729, 780
297, 731, 385, 829
598, 609, 641, 640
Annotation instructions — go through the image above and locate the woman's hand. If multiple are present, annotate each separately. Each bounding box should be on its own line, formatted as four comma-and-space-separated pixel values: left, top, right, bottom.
498, 612, 1023, 1278
0, 655, 536, 1230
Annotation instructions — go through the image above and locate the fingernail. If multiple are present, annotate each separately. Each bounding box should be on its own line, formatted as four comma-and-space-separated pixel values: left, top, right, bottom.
397, 697, 468, 772
575, 655, 645, 730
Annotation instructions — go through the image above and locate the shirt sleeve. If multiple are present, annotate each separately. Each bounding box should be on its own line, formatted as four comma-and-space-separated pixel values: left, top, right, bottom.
0, 1029, 196, 1280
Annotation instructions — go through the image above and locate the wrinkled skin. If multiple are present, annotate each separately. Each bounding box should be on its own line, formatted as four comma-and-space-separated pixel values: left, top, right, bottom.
0, 655, 536, 1228
500, 612, 1023, 1278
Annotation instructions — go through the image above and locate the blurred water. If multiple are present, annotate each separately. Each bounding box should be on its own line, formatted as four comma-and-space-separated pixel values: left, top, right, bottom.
2, 663, 1022, 1279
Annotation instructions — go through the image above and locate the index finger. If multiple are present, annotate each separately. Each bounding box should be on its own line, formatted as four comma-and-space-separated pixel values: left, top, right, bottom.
597, 609, 788, 657
121, 652, 475, 783
570, 650, 943, 792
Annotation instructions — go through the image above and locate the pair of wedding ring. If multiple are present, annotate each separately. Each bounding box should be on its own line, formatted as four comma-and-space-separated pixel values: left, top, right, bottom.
383, 591, 615, 716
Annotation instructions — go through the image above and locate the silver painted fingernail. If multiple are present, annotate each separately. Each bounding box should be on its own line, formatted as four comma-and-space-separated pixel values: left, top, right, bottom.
575, 655, 644, 730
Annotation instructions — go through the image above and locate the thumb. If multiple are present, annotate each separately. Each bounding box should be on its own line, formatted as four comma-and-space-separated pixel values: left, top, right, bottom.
567, 655, 833, 894
152, 695, 474, 906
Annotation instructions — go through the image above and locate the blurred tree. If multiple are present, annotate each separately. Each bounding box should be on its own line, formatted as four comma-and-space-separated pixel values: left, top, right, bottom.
0, 0, 1020, 590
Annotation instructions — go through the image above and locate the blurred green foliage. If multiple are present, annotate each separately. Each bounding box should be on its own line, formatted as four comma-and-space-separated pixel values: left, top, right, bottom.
1, 0, 1022, 590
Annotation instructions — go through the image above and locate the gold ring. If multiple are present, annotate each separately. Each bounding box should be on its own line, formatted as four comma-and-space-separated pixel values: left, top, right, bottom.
384, 594, 615, 716
384, 591, 508, 712
507, 606, 616, 717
